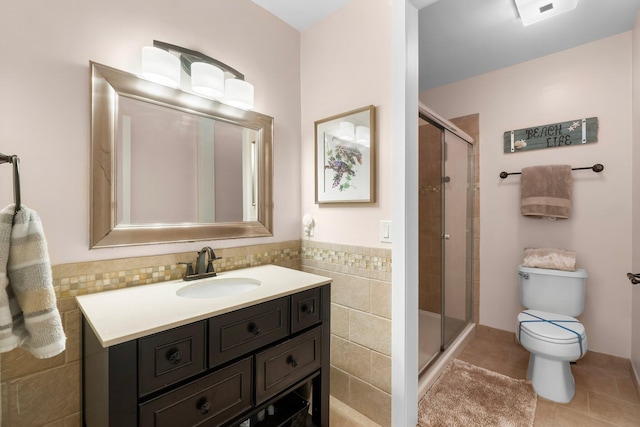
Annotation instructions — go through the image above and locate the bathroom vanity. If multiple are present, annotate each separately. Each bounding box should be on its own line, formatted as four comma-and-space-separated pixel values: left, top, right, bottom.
77, 265, 331, 427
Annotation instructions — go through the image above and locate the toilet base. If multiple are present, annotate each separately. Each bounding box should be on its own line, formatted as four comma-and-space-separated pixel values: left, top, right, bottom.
527, 353, 575, 403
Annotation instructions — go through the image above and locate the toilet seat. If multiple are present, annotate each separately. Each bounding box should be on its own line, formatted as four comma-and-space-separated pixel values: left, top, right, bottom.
518, 309, 586, 357
518, 310, 585, 342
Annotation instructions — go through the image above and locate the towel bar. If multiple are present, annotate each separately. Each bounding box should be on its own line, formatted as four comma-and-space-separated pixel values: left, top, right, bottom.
0, 152, 21, 212
499, 163, 604, 179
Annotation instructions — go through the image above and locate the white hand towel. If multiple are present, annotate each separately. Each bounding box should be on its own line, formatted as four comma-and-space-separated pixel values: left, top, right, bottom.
0, 205, 23, 352
0, 204, 65, 358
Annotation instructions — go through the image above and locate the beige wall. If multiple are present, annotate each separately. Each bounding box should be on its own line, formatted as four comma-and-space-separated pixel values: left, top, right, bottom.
422, 33, 634, 358
0, 0, 302, 265
298, 2, 394, 424
300, 0, 393, 249
631, 12, 640, 385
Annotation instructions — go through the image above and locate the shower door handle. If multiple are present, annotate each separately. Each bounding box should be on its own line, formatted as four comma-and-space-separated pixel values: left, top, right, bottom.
443, 234, 451, 240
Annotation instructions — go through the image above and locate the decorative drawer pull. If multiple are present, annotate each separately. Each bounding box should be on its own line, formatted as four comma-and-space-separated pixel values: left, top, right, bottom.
196, 397, 212, 414
247, 322, 261, 335
301, 303, 314, 314
166, 348, 183, 365
286, 355, 298, 368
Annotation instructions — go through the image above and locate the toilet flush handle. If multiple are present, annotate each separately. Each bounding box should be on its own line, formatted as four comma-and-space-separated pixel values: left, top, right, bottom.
627, 272, 640, 285
519, 272, 529, 279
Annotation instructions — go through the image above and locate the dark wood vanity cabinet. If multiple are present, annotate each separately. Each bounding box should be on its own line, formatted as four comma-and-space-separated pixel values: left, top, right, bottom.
82, 284, 330, 427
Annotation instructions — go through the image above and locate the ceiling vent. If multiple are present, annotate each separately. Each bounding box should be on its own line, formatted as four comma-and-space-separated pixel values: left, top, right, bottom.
514, 0, 579, 26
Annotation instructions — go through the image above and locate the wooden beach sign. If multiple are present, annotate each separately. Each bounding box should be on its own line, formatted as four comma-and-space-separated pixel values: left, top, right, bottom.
503, 117, 598, 153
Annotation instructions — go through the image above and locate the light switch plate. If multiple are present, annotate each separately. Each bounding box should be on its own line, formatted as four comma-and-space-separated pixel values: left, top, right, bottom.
380, 220, 392, 243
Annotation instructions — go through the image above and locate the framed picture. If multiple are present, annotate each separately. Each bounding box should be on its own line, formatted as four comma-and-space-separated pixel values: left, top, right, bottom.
315, 105, 375, 204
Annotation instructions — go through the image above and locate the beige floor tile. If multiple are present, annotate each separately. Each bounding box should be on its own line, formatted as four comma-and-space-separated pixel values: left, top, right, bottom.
616, 377, 640, 404
562, 387, 589, 414
330, 396, 382, 427
572, 364, 619, 396
553, 406, 618, 427
533, 399, 556, 427
587, 391, 640, 427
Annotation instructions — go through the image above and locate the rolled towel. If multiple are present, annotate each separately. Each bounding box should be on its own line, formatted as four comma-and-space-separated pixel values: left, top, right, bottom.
523, 247, 576, 272
521, 165, 572, 219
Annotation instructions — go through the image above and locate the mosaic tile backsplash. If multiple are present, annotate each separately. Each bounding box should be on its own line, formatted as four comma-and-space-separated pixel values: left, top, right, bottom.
52, 241, 301, 298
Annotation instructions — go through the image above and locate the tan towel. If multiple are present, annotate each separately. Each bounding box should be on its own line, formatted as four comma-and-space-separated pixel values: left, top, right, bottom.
521, 165, 572, 219
523, 247, 576, 271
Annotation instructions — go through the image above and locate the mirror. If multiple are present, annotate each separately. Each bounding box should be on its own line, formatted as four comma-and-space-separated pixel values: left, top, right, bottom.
90, 62, 273, 248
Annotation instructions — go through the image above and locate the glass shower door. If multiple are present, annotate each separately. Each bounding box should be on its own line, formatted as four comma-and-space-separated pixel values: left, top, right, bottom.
441, 130, 474, 347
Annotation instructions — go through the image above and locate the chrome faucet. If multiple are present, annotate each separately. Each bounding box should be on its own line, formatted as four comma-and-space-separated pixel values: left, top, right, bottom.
180, 246, 222, 281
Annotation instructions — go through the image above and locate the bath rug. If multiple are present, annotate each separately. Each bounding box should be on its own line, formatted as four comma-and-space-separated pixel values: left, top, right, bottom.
417, 359, 536, 427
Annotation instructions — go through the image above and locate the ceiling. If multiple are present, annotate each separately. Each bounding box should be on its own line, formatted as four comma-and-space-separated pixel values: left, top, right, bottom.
253, 0, 640, 91
419, 0, 640, 91
251, 0, 352, 31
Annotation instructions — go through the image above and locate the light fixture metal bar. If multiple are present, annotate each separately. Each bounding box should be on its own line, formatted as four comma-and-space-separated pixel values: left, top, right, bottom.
153, 40, 245, 80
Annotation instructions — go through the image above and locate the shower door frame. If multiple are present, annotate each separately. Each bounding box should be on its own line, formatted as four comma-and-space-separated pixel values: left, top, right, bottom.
441, 129, 474, 351
418, 109, 474, 372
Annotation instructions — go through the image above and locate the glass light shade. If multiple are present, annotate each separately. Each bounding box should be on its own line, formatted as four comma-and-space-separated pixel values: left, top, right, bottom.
339, 121, 354, 140
191, 62, 225, 98
225, 79, 254, 110
141, 46, 180, 87
356, 125, 370, 146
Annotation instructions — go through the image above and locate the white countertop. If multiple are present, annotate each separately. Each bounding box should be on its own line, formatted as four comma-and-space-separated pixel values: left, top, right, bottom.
76, 265, 331, 348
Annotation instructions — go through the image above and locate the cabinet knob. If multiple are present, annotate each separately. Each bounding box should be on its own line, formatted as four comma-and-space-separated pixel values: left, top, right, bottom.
166, 348, 183, 365
301, 303, 314, 314
247, 322, 261, 335
286, 355, 298, 368
196, 397, 212, 414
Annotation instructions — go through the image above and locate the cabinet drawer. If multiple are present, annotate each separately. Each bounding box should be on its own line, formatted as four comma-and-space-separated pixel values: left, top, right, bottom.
138, 322, 206, 397
255, 326, 322, 404
209, 297, 289, 367
290, 287, 322, 333
139, 356, 252, 427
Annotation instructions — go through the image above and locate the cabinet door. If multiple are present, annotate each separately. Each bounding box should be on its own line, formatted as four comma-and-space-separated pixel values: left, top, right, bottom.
138, 321, 206, 397
291, 287, 322, 333
209, 297, 289, 367
255, 326, 322, 405
139, 357, 252, 427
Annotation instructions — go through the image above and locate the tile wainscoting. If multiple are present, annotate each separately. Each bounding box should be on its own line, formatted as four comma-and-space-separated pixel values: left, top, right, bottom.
302, 240, 392, 427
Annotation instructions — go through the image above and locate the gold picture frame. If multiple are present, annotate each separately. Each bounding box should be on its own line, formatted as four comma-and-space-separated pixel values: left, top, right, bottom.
314, 105, 375, 204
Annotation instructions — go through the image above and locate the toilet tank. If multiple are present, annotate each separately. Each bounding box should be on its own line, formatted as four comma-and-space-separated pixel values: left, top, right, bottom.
518, 265, 588, 317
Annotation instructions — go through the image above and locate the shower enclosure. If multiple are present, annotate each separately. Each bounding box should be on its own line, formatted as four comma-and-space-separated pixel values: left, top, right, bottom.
418, 106, 475, 374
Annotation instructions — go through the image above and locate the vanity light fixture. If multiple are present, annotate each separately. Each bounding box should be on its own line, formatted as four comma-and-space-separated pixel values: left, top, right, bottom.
141, 46, 181, 87
141, 40, 254, 110
514, 0, 578, 26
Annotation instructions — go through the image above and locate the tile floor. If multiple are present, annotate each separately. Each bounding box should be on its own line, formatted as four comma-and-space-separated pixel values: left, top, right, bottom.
458, 326, 640, 427
330, 326, 640, 426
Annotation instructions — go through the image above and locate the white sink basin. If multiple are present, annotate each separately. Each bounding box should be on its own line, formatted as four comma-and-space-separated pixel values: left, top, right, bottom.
176, 277, 261, 299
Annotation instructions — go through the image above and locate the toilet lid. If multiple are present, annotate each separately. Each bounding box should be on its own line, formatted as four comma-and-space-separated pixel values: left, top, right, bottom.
518, 310, 585, 343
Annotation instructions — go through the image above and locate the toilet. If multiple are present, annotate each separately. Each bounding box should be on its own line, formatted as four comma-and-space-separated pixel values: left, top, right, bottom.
516, 265, 588, 403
